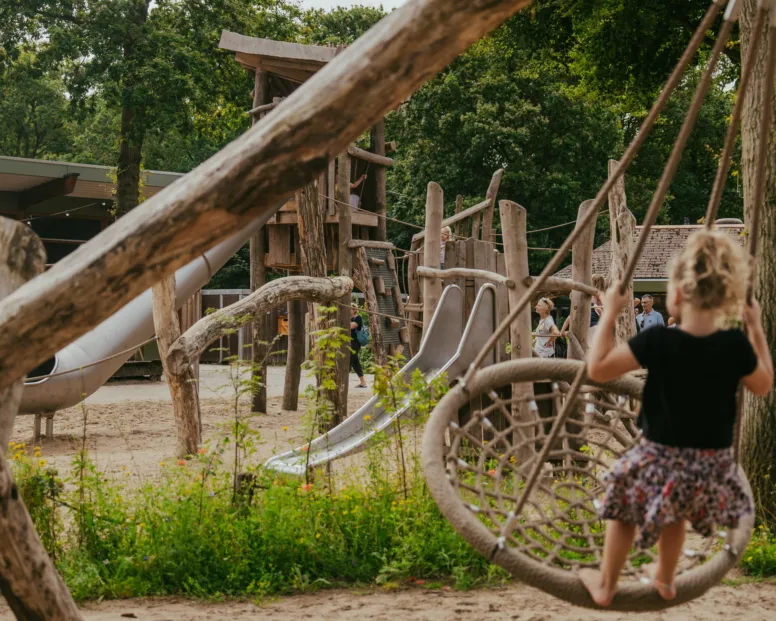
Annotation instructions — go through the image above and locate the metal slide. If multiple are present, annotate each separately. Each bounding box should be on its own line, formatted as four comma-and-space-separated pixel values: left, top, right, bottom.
21, 213, 275, 414
264, 283, 498, 475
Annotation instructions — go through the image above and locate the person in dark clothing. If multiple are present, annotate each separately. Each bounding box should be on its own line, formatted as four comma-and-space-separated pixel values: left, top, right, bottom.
350, 305, 367, 388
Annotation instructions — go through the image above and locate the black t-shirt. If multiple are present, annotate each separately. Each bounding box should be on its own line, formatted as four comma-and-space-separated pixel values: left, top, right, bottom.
351, 314, 363, 350
628, 326, 757, 449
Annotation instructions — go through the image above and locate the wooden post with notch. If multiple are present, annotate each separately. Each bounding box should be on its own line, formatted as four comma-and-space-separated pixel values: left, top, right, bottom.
0, 217, 83, 620
569, 200, 598, 357
481, 169, 504, 244
152, 275, 201, 458
422, 182, 444, 341
607, 159, 637, 345
499, 201, 534, 465
453, 195, 463, 237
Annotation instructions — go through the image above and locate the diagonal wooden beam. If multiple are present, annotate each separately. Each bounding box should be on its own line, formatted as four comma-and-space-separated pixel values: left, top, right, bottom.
0, 0, 533, 391
18, 173, 79, 209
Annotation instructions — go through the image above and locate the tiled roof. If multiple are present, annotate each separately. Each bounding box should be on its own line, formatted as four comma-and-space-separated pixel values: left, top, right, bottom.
554, 225, 745, 280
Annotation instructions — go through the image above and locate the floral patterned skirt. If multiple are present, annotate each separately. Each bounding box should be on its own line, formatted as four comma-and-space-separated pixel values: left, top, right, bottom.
598, 439, 752, 549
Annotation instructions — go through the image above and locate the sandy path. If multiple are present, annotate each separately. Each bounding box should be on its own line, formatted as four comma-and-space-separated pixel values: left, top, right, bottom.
10, 365, 374, 480
1, 582, 775, 620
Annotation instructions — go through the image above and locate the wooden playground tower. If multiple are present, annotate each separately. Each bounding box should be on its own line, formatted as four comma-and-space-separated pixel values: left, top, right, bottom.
221, 32, 621, 379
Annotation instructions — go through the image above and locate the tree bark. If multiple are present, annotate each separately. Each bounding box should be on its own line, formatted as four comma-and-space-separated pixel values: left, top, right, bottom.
499, 201, 535, 466
152, 275, 201, 458
370, 122, 387, 241
0, 0, 535, 392
114, 1, 150, 218
337, 152, 353, 421
0, 220, 45, 446
422, 183, 444, 341
569, 200, 597, 354
115, 105, 144, 217
740, 0, 776, 529
282, 299, 305, 410
251, 69, 271, 415
481, 169, 504, 244
0, 217, 82, 620
297, 180, 343, 429
607, 159, 637, 345
352, 246, 386, 367
167, 276, 353, 376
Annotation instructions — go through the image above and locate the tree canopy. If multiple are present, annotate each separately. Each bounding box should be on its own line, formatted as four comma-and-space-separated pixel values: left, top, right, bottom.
0, 1, 744, 279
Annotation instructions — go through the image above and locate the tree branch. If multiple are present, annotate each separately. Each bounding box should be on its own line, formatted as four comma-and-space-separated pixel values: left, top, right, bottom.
165, 276, 353, 376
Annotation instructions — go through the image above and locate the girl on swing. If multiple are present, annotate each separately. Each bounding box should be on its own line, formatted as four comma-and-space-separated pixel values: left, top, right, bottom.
581, 230, 773, 606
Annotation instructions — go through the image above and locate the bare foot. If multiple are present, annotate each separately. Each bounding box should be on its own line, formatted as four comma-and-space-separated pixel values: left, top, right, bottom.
643, 564, 676, 601
579, 569, 615, 607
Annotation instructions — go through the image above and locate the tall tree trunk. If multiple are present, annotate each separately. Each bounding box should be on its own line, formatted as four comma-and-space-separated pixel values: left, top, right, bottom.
740, 0, 776, 529
297, 180, 343, 430
115, 105, 144, 217
114, 1, 150, 218
152, 275, 201, 458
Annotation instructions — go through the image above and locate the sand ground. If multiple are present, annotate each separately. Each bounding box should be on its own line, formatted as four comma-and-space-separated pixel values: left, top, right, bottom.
5, 365, 775, 619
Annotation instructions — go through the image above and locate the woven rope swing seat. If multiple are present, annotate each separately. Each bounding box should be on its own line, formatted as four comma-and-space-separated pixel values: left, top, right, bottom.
421, 359, 755, 610
421, 0, 773, 610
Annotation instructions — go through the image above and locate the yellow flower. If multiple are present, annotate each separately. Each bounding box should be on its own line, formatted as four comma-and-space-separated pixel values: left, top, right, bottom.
747, 556, 753, 561
282, 426, 288, 432
38, 459, 46, 467
316, 533, 321, 539
363, 415, 372, 421
159, 461, 166, 467
34, 447, 41, 456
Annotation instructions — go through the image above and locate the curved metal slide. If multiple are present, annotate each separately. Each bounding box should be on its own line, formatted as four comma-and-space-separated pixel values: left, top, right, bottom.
20, 213, 273, 414
264, 283, 498, 475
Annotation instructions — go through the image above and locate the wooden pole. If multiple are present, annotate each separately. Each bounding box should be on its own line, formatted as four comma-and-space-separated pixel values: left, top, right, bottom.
282, 299, 305, 410
152, 275, 201, 457
569, 200, 598, 356
0, 217, 83, 620
336, 150, 353, 423
371, 121, 387, 241
499, 201, 534, 466
481, 169, 504, 244
250, 70, 271, 414
453, 195, 463, 237
422, 182, 444, 340
607, 159, 637, 345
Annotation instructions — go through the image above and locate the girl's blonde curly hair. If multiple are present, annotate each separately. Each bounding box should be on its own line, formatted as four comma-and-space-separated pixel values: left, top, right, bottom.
669, 229, 749, 317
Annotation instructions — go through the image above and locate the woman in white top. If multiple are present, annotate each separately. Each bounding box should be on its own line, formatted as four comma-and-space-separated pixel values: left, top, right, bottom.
535, 297, 560, 358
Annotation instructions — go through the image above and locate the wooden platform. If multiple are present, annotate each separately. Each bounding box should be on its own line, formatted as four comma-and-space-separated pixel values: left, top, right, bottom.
266, 198, 378, 227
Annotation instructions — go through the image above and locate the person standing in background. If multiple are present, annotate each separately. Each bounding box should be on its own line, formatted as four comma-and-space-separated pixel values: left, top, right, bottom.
535, 298, 560, 358
350, 304, 368, 388
349, 173, 367, 209
636, 294, 665, 332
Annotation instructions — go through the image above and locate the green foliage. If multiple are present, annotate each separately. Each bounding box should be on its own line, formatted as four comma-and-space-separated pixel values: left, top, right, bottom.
301, 6, 386, 46
741, 526, 776, 578
8, 339, 499, 601
386, 34, 622, 265
0, 48, 72, 158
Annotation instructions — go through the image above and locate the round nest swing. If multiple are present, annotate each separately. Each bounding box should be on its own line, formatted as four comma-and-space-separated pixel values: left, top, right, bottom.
421, 358, 754, 611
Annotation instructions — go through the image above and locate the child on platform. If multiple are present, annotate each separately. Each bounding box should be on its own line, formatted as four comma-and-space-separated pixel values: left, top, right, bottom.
580, 230, 773, 606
